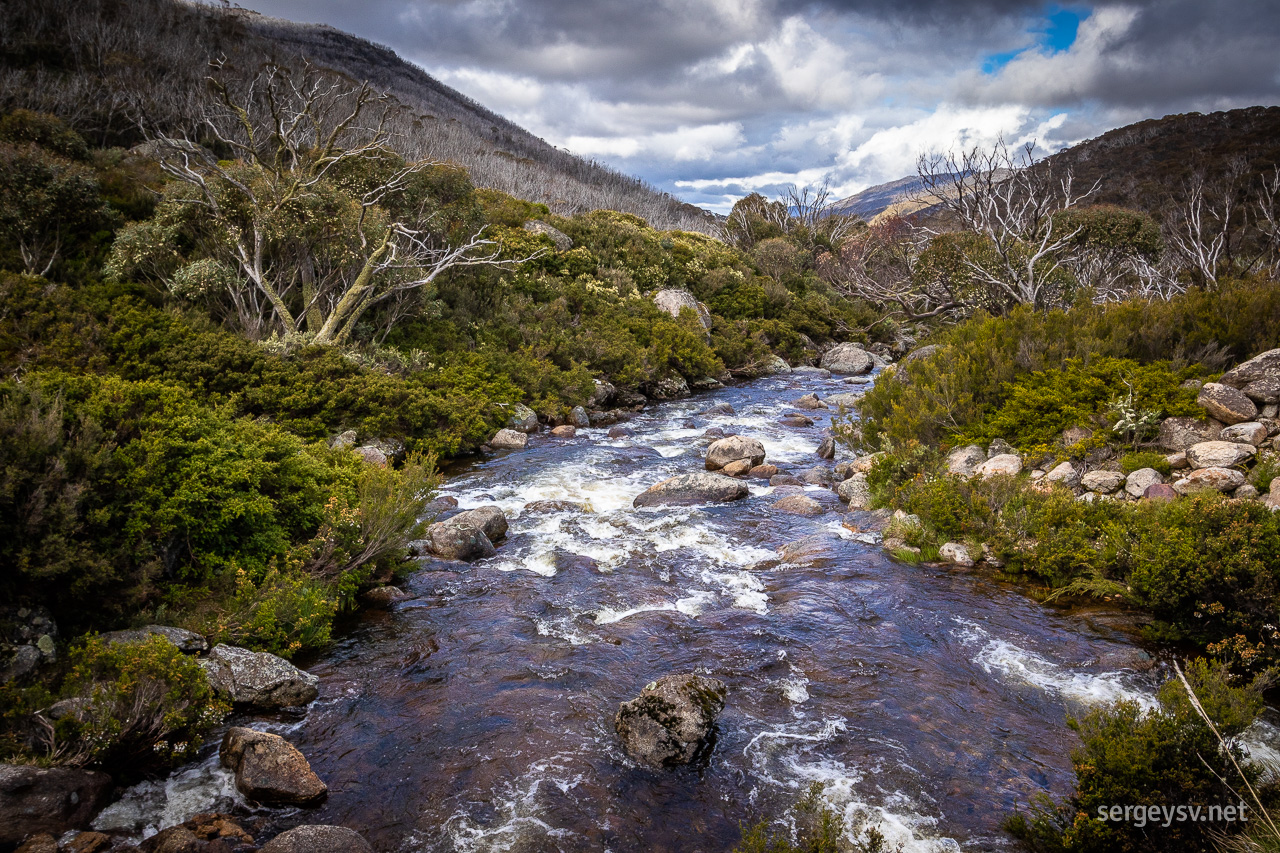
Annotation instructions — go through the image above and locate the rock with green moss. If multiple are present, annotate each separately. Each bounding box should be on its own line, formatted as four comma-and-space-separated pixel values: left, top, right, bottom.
615, 673, 727, 768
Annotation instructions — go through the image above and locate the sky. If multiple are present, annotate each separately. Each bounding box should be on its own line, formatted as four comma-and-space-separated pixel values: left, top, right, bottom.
236, 0, 1280, 213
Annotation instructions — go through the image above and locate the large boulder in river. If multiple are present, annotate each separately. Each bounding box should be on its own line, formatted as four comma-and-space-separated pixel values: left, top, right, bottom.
200, 644, 319, 709
1198, 382, 1257, 425
220, 728, 327, 807
836, 474, 871, 508
633, 474, 749, 508
0, 764, 113, 846
260, 826, 374, 853
705, 436, 766, 471
489, 429, 528, 450
425, 517, 496, 562
615, 674, 726, 768
821, 343, 874, 375
450, 506, 508, 543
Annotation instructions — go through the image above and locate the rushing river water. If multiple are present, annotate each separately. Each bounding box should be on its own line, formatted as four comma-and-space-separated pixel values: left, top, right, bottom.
99, 369, 1257, 852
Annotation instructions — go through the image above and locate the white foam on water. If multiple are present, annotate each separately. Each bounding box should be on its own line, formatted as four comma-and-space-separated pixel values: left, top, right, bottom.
439, 755, 588, 853
534, 617, 595, 646
699, 567, 770, 613
743, 718, 959, 852
954, 618, 1157, 710
93, 752, 242, 838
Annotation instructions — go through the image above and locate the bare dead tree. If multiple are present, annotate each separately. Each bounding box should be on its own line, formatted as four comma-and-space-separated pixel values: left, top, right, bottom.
817, 216, 968, 320
913, 139, 1100, 310
145, 60, 534, 346
1164, 160, 1280, 285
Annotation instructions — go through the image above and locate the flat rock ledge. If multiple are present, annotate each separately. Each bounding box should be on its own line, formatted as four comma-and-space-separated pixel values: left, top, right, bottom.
615, 674, 727, 768
200, 644, 318, 709
633, 473, 749, 508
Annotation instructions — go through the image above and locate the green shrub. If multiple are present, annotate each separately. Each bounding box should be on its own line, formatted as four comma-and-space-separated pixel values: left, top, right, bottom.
857, 280, 1280, 453
962, 357, 1202, 451
56, 635, 228, 777
1119, 450, 1173, 477
1007, 659, 1271, 853
1250, 452, 1280, 493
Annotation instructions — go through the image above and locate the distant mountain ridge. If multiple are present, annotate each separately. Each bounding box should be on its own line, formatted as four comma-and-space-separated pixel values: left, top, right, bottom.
830, 106, 1280, 224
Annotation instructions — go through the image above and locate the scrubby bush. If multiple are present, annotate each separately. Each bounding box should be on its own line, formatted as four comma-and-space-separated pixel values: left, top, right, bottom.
55, 635, 228, 777
964, 357, 1202, 451
1120, 451, 1172, 477
1007, 659, 1272, 853
856, 279, 1280, 453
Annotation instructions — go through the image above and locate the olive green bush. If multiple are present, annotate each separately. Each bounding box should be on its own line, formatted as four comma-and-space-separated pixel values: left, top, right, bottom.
856, 278, 1280, 453
56, 635, 228, 777
1007, 659, 1272, 853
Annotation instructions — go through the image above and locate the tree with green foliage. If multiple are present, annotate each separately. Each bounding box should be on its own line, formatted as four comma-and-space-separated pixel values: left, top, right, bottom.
109, 61, 530, 345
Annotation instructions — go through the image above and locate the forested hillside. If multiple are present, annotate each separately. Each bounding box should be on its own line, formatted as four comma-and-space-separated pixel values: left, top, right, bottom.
0, 0, 715, 231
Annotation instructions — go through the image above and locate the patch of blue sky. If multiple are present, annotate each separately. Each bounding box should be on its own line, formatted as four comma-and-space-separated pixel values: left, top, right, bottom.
981, 4, 1089, 74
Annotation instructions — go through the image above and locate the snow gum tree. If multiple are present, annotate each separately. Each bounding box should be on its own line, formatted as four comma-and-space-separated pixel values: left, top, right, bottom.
108, 61, 527, 345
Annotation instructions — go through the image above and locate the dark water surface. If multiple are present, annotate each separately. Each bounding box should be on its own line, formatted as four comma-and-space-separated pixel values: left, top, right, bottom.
99, 371, 1206, 851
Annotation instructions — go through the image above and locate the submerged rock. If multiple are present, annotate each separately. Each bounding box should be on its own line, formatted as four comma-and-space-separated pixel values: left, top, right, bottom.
260, 825, 374, 853
615, 674, 727, 768
200, 644, 319, 709
220, 728, 327, 807
773, 494, 824, 516
633, 474, 749, 508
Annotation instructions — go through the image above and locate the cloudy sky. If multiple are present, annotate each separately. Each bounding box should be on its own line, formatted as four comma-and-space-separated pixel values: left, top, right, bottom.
238, 0, 1280, 212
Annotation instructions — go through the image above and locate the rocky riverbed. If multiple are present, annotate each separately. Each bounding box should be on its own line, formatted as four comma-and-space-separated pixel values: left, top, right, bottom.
40, 368, 1280, 852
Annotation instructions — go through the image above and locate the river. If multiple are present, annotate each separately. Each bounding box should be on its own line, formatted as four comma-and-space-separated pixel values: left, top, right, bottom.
97, 369, 1233, 852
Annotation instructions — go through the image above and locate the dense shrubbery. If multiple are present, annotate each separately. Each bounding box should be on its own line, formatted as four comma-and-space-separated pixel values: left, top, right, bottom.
875, 466, 1280, 667
856, 278, 1280, 452
1007, 660, 1272, 853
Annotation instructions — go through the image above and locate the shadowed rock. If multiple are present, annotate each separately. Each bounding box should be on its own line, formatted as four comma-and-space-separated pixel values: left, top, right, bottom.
220, 728, 327, 807
615, 674, 726, 768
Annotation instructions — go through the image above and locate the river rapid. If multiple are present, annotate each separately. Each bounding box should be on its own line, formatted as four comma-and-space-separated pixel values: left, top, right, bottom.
99, 369, 1257, 852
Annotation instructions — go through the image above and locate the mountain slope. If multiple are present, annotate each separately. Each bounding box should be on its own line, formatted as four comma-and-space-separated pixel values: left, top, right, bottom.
0, 0, 715, 232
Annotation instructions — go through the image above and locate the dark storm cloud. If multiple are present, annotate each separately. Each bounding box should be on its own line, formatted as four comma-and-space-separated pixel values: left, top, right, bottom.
236, 0, 1280, 212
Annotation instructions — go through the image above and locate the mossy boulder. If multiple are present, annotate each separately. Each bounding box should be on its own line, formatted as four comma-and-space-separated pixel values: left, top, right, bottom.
615, 674, 727, 768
